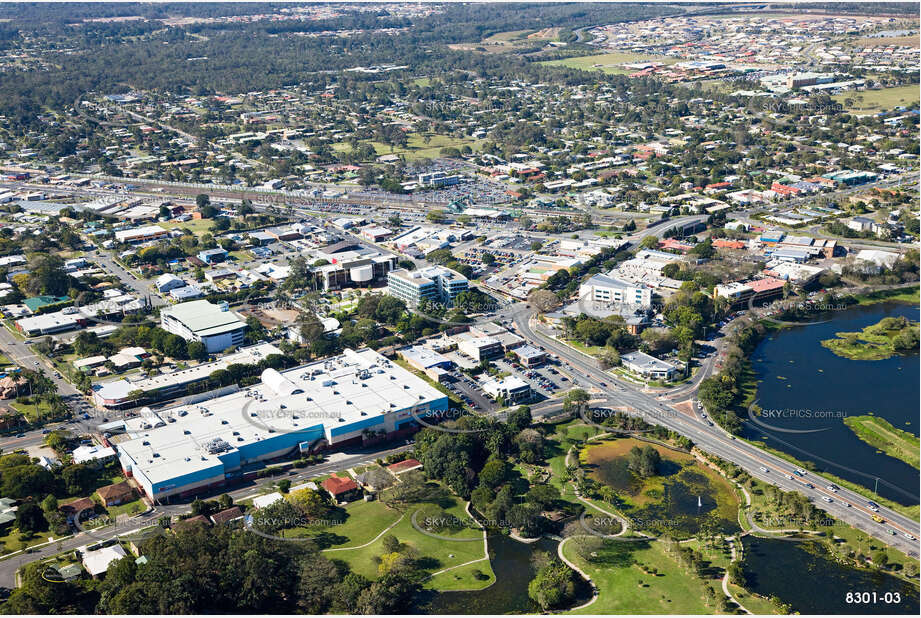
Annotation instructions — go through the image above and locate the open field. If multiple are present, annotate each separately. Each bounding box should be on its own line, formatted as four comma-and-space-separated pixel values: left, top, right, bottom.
562, 539, 720, 614
542, 52, 679, 75
158, 218, 216, 234
853, 35, 920, 48
833, 85, 920, 113
282, 499, 401, 549
843, 415, 920, 469
331, 133, 486, 162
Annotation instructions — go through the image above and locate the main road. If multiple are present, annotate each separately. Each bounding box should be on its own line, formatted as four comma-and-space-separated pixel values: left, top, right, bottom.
510, 306, 920, 557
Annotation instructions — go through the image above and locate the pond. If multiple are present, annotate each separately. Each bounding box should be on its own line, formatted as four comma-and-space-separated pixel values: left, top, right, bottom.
584, 439, 739, 538
746, 301, 920, 505
741, 536, 919, 614
416, 535, 592, 614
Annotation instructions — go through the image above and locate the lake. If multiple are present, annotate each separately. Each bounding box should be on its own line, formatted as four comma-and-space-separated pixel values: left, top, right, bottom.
416, 535, 592, 614
741, 537, 919, 614
746, 301, 919, 504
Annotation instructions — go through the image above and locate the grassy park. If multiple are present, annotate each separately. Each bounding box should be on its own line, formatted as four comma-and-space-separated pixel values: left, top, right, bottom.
562, 539, 723, 614
833, 85, 920, 113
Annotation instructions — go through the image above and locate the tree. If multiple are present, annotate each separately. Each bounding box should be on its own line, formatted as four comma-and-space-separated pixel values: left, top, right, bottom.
478, 458, 510, 488
187, 340, 208, 361
528, 289, 561, 313
639, 235, 659, 249
1, 464, 54, 499
355, 573, 418, 614
528, 553, 578, 610
286, 488, 328, 519
15, 501, 47, 534
526, 484, 560, 510
195, 193, 210, 210
27, 255, 71, 297
506, 406, 532, 433
329, 572, 371, 613
562, 389, 589, 414
627, 445, 661, 478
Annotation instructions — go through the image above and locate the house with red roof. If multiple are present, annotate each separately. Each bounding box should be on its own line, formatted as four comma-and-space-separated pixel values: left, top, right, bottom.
386, 458, 423, 475
713, 239, 747, 250
321, 474, 362, 504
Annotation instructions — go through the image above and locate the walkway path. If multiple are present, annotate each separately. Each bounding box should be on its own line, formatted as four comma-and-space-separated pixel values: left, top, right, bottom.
721, 538, 752, 615
556, 536, 599, 611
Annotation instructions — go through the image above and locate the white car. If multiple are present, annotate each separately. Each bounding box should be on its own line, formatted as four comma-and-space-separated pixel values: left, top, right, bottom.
905, 533, 916, 541
785, 474, 794, 480
759, 466, 769, 473
822, 496, 833, 503
826, 485, 838, 492
842, 502, 851, 508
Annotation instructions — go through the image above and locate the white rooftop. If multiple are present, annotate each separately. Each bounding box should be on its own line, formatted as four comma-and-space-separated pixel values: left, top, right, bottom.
116, 348, 444, 488
161, 299, 246, 337
252, 492, 284, 509
72, 444, 117, 464
82, 544, 127, 576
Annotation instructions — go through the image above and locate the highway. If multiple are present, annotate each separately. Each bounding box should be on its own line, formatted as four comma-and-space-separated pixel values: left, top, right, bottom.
509, 305, 920, 557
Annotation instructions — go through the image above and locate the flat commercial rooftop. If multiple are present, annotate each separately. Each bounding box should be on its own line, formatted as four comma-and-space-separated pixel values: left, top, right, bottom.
95, 343, 282, 402
117, 348, 446, 490
161, 299, 246, 337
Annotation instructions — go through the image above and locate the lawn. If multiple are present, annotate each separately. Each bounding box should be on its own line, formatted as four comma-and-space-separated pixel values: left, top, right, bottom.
833, 85, 920, 113
104, 498, 148, 519
424, 560, 495, 591
282, 499, 401, 549
814, 519, 920, 582
542, 52, 679, 75
10, 398, 63, 423
326, 494, 490, 586
0, 527, 58, 556
562, 539, 720, 614
854, 286, 919, 306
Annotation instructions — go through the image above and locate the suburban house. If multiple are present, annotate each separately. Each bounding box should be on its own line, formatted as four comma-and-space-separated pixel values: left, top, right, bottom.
321, 475, 362, 504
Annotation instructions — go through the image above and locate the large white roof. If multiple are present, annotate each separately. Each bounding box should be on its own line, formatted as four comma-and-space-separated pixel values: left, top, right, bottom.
117, 348, 444, 486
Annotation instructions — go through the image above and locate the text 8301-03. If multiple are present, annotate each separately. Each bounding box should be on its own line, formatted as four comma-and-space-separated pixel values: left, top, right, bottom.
845, 592, 902, 604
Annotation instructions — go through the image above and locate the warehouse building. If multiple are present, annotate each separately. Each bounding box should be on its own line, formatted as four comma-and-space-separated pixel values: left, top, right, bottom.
160, 300, 246, 353
116, 348, 448, 501
114, 225, 170, 244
